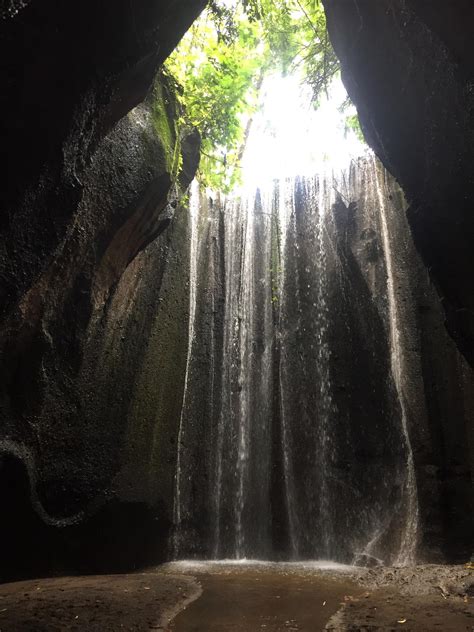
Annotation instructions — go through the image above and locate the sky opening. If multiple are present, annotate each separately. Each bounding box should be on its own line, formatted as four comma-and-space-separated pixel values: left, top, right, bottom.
239, 72, 367, 190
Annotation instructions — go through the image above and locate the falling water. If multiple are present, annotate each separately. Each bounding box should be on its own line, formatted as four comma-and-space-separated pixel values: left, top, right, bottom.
172, 158, 420, 565
315, 176, 336, 558
172, 181, 200, 557
235, 196, 253, 558
373, 158, 419, 565
277, 179, 301, 557
212, 190, 274, 559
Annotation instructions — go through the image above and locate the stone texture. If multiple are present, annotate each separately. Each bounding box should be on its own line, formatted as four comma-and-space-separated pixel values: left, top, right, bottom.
332, 160, 474, 563
0, 61, 200, 579
1, 0, 473, 581
323, 0, 474, 366
323, 0, 474, 562
0, 0, 205, 318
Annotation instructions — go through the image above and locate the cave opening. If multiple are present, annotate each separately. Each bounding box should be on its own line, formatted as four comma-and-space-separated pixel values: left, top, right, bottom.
0, 0, 473, 629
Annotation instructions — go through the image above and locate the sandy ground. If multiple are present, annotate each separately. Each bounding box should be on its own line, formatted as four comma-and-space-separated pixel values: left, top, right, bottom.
329, 564, 474, 631
0, 572, 200, 631
0, 562, 472, 631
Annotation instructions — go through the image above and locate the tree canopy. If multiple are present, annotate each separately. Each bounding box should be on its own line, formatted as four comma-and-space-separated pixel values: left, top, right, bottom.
164, 0, 358, 191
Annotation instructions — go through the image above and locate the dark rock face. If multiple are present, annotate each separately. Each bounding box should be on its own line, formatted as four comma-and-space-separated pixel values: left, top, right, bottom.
0, 0, 204, 579
0, 1, 205, 317
322, 0, 474, 367
323, 0, 474, 561
336, 162, 474, 563
0, 105, 199, 578
1, 0, 472, 580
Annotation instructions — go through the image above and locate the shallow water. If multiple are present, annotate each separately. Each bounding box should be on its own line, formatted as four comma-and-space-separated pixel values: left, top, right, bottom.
168, 562, 357, 631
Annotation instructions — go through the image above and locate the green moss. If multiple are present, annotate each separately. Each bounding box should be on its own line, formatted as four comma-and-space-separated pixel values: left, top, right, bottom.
115, 208, 192, 508
151, 71, 183, 178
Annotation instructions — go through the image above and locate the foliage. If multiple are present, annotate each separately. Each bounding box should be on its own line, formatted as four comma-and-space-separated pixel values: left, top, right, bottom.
164, 0, 362, 191
344, 113, 365, 143
165, 6, 265, 191
243, 0, 339, 103
338, 95, 365, 143
150, 73, 182, 178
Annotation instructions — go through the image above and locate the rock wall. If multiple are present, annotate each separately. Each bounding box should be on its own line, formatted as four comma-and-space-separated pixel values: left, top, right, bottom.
0, 0, 205, 319
336, 159, 473, 562
322, 0, 474, 367
322, 0, 474, 561
0, 59, 201, 579
1, 0, 473, 580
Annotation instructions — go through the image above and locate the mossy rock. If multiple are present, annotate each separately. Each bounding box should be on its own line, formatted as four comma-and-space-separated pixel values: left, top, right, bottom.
150, 70, 183, 178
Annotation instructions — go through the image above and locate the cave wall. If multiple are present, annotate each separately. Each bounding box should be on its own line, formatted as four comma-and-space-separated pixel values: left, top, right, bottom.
323, 0, 474, 560
0, 200, 195, 579
334, 160, 474, 562
2, 0, 473, 579
0, 2, 205, 580
322, 0, 474, 366
0, 0, 205, 318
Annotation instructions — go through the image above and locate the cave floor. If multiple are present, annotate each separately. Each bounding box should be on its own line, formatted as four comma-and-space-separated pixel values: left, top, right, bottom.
0, 562, 472, 631
0, 572, 199, 631
167, 561, 474, 631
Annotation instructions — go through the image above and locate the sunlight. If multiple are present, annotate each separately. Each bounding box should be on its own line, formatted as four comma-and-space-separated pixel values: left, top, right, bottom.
240, 73, 367, 188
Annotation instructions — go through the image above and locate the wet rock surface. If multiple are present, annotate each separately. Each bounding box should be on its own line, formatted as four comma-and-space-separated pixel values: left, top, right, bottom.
1, 0, 474, 590
172, 162, 474, 564
0, 73, 200, 580
323, 0, 474, 565
0, 0, 206, 580
0, 0, 205, 319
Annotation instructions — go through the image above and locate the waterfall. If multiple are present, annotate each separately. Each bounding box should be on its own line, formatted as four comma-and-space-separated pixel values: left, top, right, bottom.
211, 190, 274, 559
234, 194, 254, 558
172, 157, 420, 565
315, 175, 336, 558
277, 178, 301, 557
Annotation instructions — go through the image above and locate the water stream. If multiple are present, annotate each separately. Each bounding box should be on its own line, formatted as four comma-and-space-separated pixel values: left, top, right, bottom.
372, 157, 419, 565
172, 181, 200, 557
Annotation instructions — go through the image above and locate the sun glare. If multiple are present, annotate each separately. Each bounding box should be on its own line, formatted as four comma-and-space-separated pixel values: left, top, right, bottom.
240, 73, 367, 189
